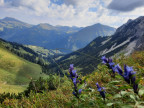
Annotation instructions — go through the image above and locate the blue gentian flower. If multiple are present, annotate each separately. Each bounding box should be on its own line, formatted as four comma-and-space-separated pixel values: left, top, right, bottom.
69, 64, 74, 76
115, 64, 123, 76
73, 77, 77, 85
115, 64, 138, 93
78, 89, 82, 94
101, 56, 108, 64
123, 65, 136, 84
102, 56, 116, 76
70, 64, 74, 69
72, 70, 77, 77
124, 65, 138, 93
96, 82, 106, 100
69, 64, 83, 98
109, 62, 115, 67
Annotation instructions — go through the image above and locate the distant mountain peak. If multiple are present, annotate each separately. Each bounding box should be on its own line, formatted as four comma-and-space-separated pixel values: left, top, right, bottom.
38, 23, 53, 27
127, 19, 133, 23
95, 23, 101, 25
91, 23, 102, 27
2, 17, 20, 22
36, 23, 55, 30
0, 17, 32, 28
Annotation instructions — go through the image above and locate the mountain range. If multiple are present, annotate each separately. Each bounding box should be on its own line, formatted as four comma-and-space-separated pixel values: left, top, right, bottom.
0, 17, 116, 53
1, 16, 144, 75
46, 16, 144, 75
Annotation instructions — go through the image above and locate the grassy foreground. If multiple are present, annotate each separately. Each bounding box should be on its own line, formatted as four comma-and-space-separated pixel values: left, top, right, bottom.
0, 51, 143, 107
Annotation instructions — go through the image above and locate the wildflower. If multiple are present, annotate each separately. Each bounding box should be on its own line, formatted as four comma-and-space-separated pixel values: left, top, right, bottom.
124, 65, 138, 93
69, 64, 74, 74
72, 70, 78, 78
101, 56, 108, 64
70, 64, 74, 69
101, 56, 116, 76
78, 89, 82, 94
115, 64, 138, 93
96, 82, 106, 100
69, 64, 83, 98
73, 77, 77, 86
115, 64, 123, 76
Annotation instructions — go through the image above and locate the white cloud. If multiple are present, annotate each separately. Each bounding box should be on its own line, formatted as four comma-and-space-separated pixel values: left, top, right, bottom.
0, 0, 4, 6
0, 0, 143, 28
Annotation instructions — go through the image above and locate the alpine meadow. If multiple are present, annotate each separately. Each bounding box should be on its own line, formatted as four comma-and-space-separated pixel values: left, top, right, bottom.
0, 0, 144, 108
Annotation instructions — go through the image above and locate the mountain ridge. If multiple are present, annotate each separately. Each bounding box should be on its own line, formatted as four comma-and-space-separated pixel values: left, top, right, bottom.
67, 23, 116, 50
46, 16, 144, 75
0, 17, 116, 53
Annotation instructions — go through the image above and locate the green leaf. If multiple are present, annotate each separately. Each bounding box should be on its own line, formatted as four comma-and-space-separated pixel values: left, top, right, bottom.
130, 95, 136, 101
80, 94, 89, 99
83, 75, 90, 81
115, 75, 123, 79
107, 103, 114, 106
139, 101, 144, 104
122, 105, 133, 108
77, 83, 85, 90
84, 88, 95, 92
137, 105, 144, 108
121, 91, 127, 96
119, 85, 131, 90
109, 80, 120, 84
138, 88, 144, 96
135, 78, 141, 84
113, 94, 121, 99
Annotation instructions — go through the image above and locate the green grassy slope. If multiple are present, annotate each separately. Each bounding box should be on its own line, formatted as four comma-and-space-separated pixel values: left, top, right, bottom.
1, 51, 144, 107
0, 43, 47, 93
25, 45, 62, 57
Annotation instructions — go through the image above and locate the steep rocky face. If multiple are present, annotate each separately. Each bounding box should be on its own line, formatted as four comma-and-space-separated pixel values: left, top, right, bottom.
100, 16, 144, 56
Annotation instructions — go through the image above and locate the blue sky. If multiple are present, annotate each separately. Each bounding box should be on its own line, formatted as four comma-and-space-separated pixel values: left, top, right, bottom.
0, 0, 144, 28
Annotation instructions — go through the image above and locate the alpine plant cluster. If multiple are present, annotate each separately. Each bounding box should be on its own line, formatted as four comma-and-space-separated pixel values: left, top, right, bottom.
68, 56, 139, 101
101, 56, 138, 94
69, 64, 82, 98
96, 82, 106, 100
101, 56, 116, 77
69, 64, 106, 100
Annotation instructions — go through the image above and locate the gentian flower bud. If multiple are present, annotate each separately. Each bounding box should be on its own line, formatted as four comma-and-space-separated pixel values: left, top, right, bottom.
101, 56, 108, 64
72, 70, 77, 77
78, 89, 82, 94
115, 64, 123, 76
73, 78, 77, 86
69, 64, 83, 98
102, 56, 116, 76
115, 64, 138, 94
96, 82, 106, 100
